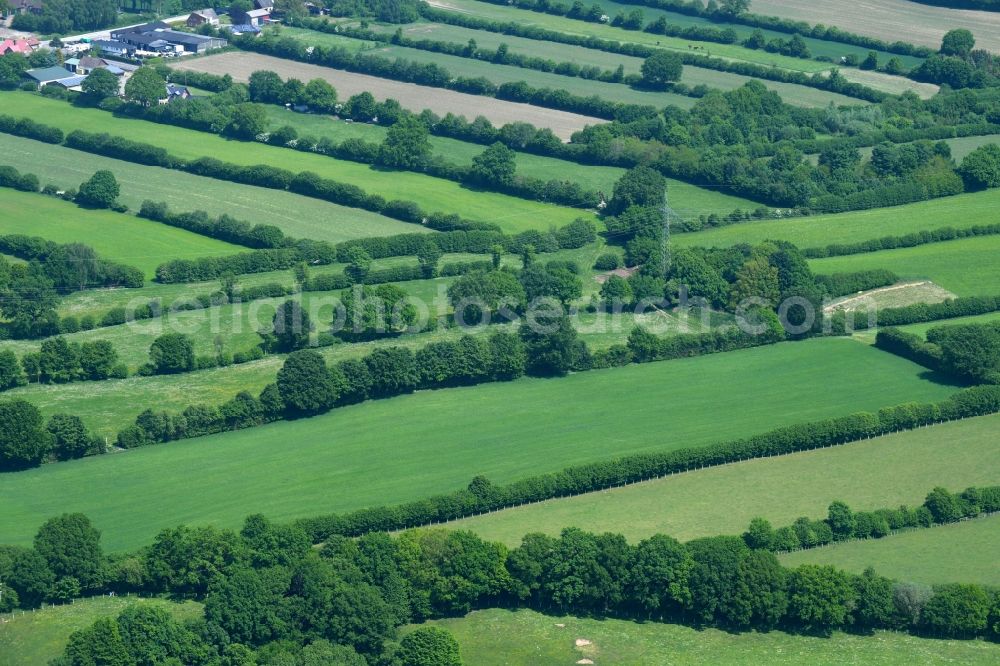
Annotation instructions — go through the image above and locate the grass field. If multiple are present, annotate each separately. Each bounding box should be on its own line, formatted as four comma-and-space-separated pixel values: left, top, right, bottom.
0, 189, 240, 279
0, 133, 424, 244
260, 105, 763, 215
173, 51, 606, 141
0, 339, 960, 551
0, 91, 595, 234
0, 597, 202, 666
808, 235, 1000, 297
750, 0, 1000, 53
852, 311, 1000, 344
676, 188, 1000, 249
445, 413, 1000, 545
280, 26, 704, 109
357, 19, 870, 107
554, 0, 926, 68
413, 608, 1000, 665
431, 0, 848, 73
780, 515, 1000, 587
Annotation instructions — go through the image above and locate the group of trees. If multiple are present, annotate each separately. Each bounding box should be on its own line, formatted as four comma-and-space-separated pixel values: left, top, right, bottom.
0, 400, 102, 469
876, 321, 1000, 384
0, 240, 142, 339
11, 0, 116, 33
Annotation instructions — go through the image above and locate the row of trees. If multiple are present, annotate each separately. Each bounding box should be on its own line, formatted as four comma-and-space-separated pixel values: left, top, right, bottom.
744, 485, 1000, 553
6, 508, 999, 666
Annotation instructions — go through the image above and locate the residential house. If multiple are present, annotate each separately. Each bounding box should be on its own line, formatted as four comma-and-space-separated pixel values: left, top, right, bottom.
186, 9, 219, 28
254, 0, 274, 10
2, 0, 43, 17
165, 83, 191, 101
75, 56, 109, 75
0, 37, 39, 55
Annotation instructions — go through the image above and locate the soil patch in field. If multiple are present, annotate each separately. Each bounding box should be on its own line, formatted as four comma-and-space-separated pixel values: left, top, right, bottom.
824, 280, 957, 313
173, 51, 605, 140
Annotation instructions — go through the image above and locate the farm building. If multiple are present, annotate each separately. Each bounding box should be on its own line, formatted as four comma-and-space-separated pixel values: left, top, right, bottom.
186, 9, 219, 28
110, 22, 227, 54
232, 7, 271, 26
225, 24, 261, 36
23, 65, 79, 88
93, 39, 129, 57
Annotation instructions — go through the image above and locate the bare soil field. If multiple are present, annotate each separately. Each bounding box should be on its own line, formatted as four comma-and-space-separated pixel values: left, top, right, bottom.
751, 0, 1000, 53
173, 52, 606, 140
838, 68, 939, 98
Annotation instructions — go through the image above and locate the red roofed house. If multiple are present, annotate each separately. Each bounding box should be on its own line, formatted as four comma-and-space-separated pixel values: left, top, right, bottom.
0, 38, 40, 56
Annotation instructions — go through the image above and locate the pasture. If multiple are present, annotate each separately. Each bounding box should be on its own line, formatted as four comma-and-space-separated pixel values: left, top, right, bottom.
0, 133, 425, 244
414, 608, 1000, 665
0, 339, 960, 551
750, 0, 1000, 53
0, 188, 240, 279
172, 51, 606, 141
445, 413, 1000, 545
780, 515, 1000, 587
676, 188, 1000, 249
0, 92, 596, 234
359, 20, 870, 107
808, 234, 1000, 297
0, 597, 202, 666
260, 105, 764, 214
430, 0, 844, 73
280, 25, 701, 110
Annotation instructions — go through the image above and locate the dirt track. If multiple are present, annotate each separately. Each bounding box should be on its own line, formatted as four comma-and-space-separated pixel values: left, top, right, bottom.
173, 52, 606, 140
751, 0, 1000, 53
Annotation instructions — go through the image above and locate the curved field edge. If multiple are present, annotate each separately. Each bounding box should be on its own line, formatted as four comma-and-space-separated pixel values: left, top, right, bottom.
0, 339, 959, 551
0, 189, 241, 279
443, 413, 1000, 545
0, 597, 202, 666
409, 608, 1000, 665
779, 514, 1000, 587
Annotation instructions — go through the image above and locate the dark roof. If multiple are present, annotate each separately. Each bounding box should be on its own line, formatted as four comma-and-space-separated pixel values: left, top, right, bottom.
54, 75, 87, 88
11, 0, 44, 10
190, 8, 218, 19
226, 24, 261, 34
254, 0, 274, 8
93, 39, 127, 50
25, 66, 75, 83
114, 20, 171, 35
143, 29, 218, 46
77, 56, 107, 68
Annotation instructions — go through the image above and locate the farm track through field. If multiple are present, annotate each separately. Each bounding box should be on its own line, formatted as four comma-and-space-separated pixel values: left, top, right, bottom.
750, 0, 1000, 53
172, 52, 606, 140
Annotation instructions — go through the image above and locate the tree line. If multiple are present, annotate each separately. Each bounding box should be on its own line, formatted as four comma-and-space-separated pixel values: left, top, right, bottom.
3, 506, 999, 666
744, 485, 1000, 553
829, 294, 1000, 333
802, 222, 1000, 258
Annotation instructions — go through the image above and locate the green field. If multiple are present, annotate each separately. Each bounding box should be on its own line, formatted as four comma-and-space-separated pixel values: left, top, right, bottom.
261, 106, 763, 215
413, 608, 1000, 665
431, 0, 852, 73
0, 92, 594, 233
0, 339, 959, 551
280, 26, 700, 109
0, 596, 202, 666
780, 515, 1000, 587
809, 235, 1000, 297
0, 133, 424, 244
676, 188, 1000, 249
853, 311, 1000, 344
446, 413, 1000, 545
855, 134, 1000, 163
362, 20, 875, 107
0, 189, 240, 279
